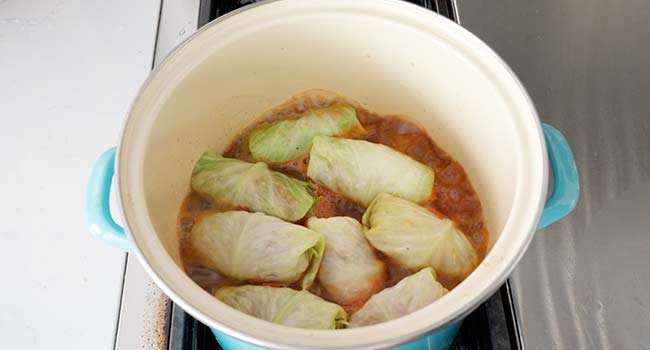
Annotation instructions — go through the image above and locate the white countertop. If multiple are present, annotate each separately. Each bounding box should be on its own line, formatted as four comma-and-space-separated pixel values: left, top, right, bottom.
0, 1, 160, 349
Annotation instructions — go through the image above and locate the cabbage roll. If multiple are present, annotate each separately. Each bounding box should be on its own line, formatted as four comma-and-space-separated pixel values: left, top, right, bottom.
191, 211, 324, 289
350, 268, 447, 327
307, 136, 434, 206
307, 217, 386, 307
191, 152, 314, 222
216, 285, 347, 329
362, 193, 478, 280
249, 105, 366, 164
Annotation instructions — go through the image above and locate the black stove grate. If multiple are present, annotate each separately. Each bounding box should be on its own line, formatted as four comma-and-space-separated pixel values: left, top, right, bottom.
197, 0, 457, 28
168, 1, 521, 349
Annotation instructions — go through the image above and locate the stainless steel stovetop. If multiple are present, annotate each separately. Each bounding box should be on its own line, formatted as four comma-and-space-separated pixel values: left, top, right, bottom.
113, 1, 650, 349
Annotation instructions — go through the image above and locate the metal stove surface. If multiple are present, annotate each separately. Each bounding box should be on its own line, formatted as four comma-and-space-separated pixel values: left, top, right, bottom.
458, 1, 650, 349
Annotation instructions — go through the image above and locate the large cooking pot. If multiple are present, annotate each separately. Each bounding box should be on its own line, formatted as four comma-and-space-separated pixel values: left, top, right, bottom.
85, 0, 579, 348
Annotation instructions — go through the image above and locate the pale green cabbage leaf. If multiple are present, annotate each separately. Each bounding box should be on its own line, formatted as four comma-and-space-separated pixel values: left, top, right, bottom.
216, 285, 348, 329
191, 211, 325, 289
191, 152, 314, 222
349, 267, 447, 327
362, 193, 478, 280
307, 136, 434, 206
307, 216, 385, 307
249, 105, 366, 164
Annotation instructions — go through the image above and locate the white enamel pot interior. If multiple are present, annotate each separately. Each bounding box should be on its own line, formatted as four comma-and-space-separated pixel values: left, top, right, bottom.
117, 0, 547, 348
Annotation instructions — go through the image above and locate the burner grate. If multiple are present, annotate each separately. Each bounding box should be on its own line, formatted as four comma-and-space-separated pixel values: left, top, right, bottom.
197, 0, 457, 28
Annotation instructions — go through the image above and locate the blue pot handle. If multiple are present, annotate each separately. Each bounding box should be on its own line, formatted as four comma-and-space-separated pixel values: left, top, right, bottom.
85, 147, 132, 251
537, 124, 580, 229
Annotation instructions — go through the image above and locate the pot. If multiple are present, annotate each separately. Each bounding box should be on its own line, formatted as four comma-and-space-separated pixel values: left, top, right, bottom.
85, 0, 579, 349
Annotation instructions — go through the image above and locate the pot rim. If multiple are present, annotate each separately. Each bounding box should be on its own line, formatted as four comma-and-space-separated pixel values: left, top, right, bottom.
116, 0, 548, 348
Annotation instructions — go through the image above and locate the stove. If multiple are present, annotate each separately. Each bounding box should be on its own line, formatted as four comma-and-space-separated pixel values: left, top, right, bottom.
114, 1, 523, 349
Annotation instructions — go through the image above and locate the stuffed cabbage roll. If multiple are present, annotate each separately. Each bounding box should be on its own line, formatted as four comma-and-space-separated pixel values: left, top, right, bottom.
249, 105, 366, 164
307, 217, 386, 307
216, 285, 347, 329
349, 267, 447, 327
307, 136, 434, 206
362, 193, 478, 280
191, 211, 324, 289
191, 152, 314, 222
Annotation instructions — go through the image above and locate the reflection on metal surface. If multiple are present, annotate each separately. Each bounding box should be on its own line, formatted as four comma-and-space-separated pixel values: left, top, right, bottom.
575, 183, 650, 348
459, 0, 650, 349
115, 256, 172, 350
500, 281, 524, 350
154, 0, 200, 65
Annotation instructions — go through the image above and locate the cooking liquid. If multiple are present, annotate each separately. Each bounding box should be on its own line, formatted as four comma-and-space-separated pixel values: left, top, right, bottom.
177, 92, 490, 311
